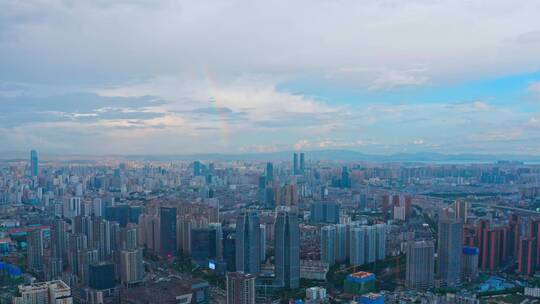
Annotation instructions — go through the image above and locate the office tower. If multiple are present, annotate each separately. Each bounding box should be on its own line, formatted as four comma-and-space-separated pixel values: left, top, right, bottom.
264, 187, 276, 209
160, 207, 177, 257
236, 211, 260, 275
349, 227, 365, 266
194, 161, 201, 176
209, 222, 223, 260
226, 272, 256, 304
89, 262, 115, 290
120, 249, 144, 286
365, 226, 377, 264
105, 205, 131, 227
462, 247, 479, 282
293, 153, 299, 175
519, 237, 537, 276
321, 225, 336, 266
335, 224, 347, 263
12, 280, 72, 304
51, 219, 69, 264
30, 150, 38, 176
299, 153, 305, 174
223, 228, 236, 272
260, 224, 266, 263
405, 240, 435, 290
274, 210, 300, 289
341, 167, 351, 188
27, 229, 44, 272
68, 234, 87, 276
311, 202, 340, 224
437, 218, 463, 287
266, 162, 273, 182
120, 225, 138, 250
455, 200, 468, 224
375, 224, 387, 261
191, 227, 213, 264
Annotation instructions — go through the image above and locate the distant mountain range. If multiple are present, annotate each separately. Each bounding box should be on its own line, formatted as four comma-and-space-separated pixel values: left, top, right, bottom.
2, 150, 540, 163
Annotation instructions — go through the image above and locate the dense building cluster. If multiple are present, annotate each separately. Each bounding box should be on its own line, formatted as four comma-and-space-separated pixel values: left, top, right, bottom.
2, 151, 540, 303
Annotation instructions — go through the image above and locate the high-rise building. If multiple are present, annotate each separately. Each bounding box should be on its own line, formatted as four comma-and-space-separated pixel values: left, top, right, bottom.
349, 226, 366, 266
259, 224, 266, 263
194, 161, 201, 176
27, 229, 44, 272
224, 229, 237, 272
12, 280, 72, 304
51, 219, 68, 264
120, 249, 144, 286
293, 153, 299, 175
335, 224, 347, 263
226, 272, 256, 304
299, 153, 305, 174
92, 217, 112, 261
236, 211, 260, 275
321, 225, 336, 266
365, 226, 377, 264
461, 246, 479, 282
519, 237, 537, 276
405, 240, 435, 290
88, 262, 116, 290
375, 224, 386, 261
455, 200, 468, 224
120, 225, 138, 250
30, 150, 39, 176
160, 207, 177, 257
437, 218, 463, 287
274, 210, 300, 289
68, 233, 87, 276
311, 202, 340, 224
266, 162, 273, 182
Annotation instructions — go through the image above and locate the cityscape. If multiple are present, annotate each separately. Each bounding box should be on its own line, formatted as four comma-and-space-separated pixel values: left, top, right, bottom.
3, 1, 540, 304
2, 151, 540, 303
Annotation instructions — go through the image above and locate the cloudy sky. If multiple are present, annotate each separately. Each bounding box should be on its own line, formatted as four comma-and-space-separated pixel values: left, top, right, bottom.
2, 0, 540, 155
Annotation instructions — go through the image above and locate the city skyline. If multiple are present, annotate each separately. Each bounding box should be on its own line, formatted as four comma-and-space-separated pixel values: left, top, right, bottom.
2, 1, 540, 155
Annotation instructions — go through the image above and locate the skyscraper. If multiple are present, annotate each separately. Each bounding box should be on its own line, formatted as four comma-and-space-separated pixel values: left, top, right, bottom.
437, 218, 463, 287
27, 229, 44, 272
405, 240, 435, 290
226, 272, 256, 304
455, 200, 468, 224
51, 219, 69, 265
293, 153, 299, 175
160, 207, 177, 257
236, 211, 260, 275
274, 210, 300, 289
266, 162, 273, 182
321, 225, 336, 266
30, 149, 38, 176
375, 224, 387, 261
311, 201, 340, 224
365, 226, 377, 264
299, 153, 305, 174
349, 226, 365, 266
68, 233, 88, 276
335, 224, 347, 263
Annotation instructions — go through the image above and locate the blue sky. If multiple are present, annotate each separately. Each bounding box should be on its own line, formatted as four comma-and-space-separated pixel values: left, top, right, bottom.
1, 0, 540, 155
